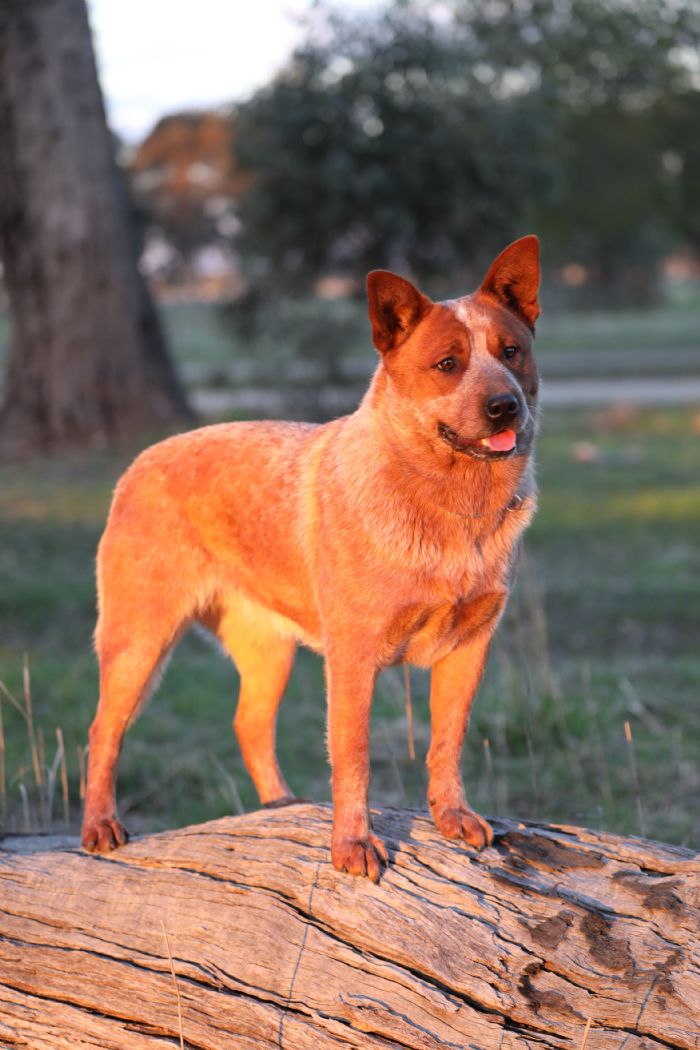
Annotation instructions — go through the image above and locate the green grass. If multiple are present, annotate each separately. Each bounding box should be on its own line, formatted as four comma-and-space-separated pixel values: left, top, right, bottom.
1, 404, 698, 847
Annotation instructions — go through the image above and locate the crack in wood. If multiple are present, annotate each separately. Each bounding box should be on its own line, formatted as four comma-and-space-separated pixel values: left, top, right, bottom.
340, 993, 466, 1050
279, 860, 322, 1048
0, 977, 185, 1041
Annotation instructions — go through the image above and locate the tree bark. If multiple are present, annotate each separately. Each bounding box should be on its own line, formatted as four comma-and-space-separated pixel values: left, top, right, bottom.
0, 0, 192, 459
0, 804, 698, 1049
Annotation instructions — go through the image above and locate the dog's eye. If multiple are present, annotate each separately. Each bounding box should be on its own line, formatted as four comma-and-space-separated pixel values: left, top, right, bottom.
435, 357, 457, 372
503, 345, 519, 361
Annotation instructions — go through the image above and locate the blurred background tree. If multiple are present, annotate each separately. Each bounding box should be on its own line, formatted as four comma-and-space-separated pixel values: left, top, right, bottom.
232, 3, 549, 293
230, 0, 699, 302
473, 0, 700, 307
0, 0, 191, 458
130, 111, 248, 288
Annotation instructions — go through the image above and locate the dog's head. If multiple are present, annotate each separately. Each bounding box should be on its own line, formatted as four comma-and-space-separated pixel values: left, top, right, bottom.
366, 236, 540, 462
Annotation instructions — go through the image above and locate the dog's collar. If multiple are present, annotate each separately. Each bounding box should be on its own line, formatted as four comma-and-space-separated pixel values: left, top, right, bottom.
434, 490, 527, 521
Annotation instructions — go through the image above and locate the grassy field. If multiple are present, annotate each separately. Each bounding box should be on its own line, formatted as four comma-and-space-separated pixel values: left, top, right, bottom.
1, 394, 698, 847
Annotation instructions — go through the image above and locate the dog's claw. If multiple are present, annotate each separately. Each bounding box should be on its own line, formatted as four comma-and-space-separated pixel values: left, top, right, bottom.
332, 833, 388, 883
82, 818, 129, 853
432, 805, 493, 850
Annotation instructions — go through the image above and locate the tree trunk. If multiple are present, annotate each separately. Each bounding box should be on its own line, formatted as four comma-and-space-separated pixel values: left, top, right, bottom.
0, 0, 192, 458
1, 804, 698, 1049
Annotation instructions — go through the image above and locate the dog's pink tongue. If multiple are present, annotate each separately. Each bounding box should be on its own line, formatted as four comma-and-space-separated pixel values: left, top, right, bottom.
487, 429, 517, 452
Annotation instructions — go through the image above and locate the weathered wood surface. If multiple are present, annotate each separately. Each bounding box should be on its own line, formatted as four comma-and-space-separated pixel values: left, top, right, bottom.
0, 804, 698, 1049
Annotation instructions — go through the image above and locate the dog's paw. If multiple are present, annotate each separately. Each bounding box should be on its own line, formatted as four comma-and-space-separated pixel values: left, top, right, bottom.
432, 805, 493, 850
331, 833, 388, 883
81, 817, 129, 853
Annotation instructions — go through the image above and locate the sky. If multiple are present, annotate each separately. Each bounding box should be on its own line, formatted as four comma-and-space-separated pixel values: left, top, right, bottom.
87, 0, 378, 143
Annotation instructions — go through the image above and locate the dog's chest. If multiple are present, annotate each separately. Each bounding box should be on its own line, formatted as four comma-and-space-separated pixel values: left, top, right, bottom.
387, 589, 506, 667
384, 501, 532, 668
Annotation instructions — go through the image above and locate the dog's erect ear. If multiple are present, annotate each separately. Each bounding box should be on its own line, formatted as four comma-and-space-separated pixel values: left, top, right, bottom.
366, 270, 432, 354
479, 235, 540, 331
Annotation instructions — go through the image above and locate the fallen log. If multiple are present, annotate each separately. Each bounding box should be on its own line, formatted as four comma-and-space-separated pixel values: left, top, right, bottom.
0, 803, 698, 1049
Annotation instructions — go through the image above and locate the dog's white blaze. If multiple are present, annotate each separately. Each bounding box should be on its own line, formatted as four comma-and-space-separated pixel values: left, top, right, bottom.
449, 298, 521, 393
451, 298, 493, 357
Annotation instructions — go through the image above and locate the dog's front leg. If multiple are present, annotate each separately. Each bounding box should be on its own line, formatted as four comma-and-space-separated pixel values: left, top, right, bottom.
325, 646, 388, 882
427, 631, 497, 850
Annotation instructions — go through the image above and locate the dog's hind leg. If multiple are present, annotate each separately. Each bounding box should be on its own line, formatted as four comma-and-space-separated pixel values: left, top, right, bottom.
82, 517, 206, 853
82, 615, 186, 852
209, 598, 297, 806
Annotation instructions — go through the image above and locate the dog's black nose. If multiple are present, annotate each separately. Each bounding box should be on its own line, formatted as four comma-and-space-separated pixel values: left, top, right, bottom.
485, 393, 520, 421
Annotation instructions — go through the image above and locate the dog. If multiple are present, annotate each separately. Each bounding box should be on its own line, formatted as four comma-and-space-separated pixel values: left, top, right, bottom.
81, 235, 540, 881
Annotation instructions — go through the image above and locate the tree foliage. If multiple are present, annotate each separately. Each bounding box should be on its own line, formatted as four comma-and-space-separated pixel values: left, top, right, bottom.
130, 111, 247, 269
233, 0, 700, 300
234, 5, 548, 289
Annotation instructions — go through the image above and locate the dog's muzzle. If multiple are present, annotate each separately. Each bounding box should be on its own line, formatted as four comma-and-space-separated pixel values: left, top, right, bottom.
438, 419, 528, 460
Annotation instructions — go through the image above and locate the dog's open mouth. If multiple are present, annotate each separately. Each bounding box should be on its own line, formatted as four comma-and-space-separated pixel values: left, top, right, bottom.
438, 422, 518, 459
